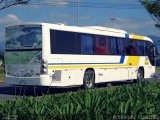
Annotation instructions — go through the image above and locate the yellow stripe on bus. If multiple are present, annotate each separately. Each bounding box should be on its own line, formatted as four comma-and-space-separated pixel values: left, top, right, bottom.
126, 56, 140, 66
131, 34, 144, 40
48, 56, 141, 70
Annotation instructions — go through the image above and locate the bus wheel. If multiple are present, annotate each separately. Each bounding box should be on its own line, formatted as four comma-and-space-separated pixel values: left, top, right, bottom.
137, 68, 144, 82
83, 69, 95, 89
107, 83, 112, 87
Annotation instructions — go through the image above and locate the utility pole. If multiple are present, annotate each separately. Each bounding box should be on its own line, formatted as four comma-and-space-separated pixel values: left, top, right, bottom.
77, 0, 79, 26
110, 18, 116, 27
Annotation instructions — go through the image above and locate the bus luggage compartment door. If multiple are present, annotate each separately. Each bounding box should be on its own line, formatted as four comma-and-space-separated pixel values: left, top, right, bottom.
48, 58, 63, 82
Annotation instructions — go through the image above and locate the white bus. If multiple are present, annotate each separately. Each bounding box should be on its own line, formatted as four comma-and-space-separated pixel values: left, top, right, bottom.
4, 23, 156, 88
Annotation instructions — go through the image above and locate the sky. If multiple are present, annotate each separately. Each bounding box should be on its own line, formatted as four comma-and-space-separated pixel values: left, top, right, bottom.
0, 0, 160, 50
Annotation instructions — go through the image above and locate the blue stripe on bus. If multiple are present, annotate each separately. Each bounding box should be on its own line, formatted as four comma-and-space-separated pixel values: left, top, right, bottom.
120, 56, 125, 63
125, 34, 129, 39
48, 56, 125, 65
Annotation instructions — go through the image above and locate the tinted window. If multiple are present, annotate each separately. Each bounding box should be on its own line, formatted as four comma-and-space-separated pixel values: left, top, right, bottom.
6, 26, 42, 50
124, 39, 130, 55
144, 42, 147, 55
50, 30, 152, 57
125, 39, 136, 55
110, 37, 118, 55
96, 36, 109, 54
79, 34, 95, 54
147, 42, 155, 65
117, 38, 125, 55
50, 30, 77, 54
136, 41, 145, 55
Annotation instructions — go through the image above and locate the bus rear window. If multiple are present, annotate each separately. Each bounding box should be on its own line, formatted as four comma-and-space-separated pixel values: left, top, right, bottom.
5, 25, 42, 50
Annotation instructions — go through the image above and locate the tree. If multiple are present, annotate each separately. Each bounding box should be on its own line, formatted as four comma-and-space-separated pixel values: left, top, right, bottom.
0, 0, 30, 10
140, 0, 160, 28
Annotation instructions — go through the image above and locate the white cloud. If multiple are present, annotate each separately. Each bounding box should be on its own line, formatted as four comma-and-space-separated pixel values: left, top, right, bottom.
99, 17, 158, 36
107, 0, 134, 3
44, 0, 70, 6
48, 13, 92, 25
0, 14, 22, 42
48, 13, 72, 24
0, 14, 22, 26
116, 17, 155, 35
79, 16, 92, 20
25, 0, 72, 9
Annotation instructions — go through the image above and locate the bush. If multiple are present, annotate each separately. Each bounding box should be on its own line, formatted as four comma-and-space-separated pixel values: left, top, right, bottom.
0, 82, 160, 119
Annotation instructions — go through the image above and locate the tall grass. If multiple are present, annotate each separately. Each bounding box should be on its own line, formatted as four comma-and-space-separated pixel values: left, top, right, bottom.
0, 81, 160, 119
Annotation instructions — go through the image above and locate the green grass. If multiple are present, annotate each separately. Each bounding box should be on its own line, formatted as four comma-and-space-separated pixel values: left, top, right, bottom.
0, 81, 160, 119
0, 67, 160, 118
156, 67, 160, 73
0, 67, 4, 82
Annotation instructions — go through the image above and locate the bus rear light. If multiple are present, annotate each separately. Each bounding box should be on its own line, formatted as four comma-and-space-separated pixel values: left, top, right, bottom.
41, 68, 47, 74
41, 65, 47, 74
41, 59, 48, 74
41, 64, 47, 69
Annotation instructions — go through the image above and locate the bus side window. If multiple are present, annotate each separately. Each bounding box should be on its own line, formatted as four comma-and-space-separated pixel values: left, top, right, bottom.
117, 38, 125, 55
96, 36, 109, 55
80, 34, 95, 54
144, 42, 147, 56
137, 41, 141, 55
51, 30, 77, 54
125, 39, 131, 55
137, 40, 146, 56
125, 39, 136, 55
110, 37, 117, 55
131, 40, 136, 55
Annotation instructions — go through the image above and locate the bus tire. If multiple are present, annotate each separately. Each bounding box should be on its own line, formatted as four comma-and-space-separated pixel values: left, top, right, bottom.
83, 69, 95, 89
137, 68, 144, 82
107, 83, 112, 87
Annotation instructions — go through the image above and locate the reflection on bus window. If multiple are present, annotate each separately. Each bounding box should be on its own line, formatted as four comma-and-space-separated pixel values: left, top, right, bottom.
125, 39, 136, 55
137, 41, 145, 55
117, 38, 125, 55
50, 30, 77, 54
147, 42, 155, 65
110, 37, 117, 54
6, 26, 42, 50
80, 34, 95, 54
96, 36, 109, 54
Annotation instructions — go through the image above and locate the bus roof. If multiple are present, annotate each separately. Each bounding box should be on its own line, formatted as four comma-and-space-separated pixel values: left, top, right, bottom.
82, 26, 127, 34
5, 22, 153, 43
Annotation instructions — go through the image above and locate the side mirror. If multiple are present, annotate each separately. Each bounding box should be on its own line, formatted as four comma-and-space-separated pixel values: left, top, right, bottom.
153, 45, 159, 57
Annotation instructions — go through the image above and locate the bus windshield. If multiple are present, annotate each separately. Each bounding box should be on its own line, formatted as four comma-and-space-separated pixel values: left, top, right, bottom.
6, 25, 42, 50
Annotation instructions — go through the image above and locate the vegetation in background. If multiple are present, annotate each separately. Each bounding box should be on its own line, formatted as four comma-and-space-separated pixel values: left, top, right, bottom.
0, 81, 160, 119
140, 0, 160, 28
156, 67, 160, 73
0, 0, 30, 10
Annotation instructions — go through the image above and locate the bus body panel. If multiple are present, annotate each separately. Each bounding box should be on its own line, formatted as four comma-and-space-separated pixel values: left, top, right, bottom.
4, 23, 156, 87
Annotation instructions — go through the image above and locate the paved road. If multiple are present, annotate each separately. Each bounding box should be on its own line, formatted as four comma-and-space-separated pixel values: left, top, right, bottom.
0, 84, 19, 101
0, 83, 53, 101
0, 78, 159, 101
0, 83, 80, 101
